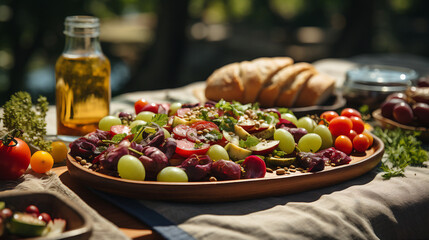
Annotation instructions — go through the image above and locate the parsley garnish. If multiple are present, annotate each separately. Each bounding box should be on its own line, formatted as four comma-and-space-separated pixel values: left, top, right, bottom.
151, 113, 168, 127
111, 133, 127, 143
213, 116, 237, 132
373, 127, 428, 179
239, 136, 260, 148
1, 92, 51, 151
194, 142, 204, 149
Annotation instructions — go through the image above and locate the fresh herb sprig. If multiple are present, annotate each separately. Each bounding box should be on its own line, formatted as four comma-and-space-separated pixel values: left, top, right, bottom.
1, 92, 51, 151
373, 127, 428, 179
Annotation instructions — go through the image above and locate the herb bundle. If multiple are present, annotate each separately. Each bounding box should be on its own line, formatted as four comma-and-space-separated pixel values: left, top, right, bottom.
373, 127, 428, 179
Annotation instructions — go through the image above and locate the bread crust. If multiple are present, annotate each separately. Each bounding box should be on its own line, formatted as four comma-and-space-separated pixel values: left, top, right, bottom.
240, 61, 262, 103
205, 62, 244, 102
294, 73, 336, 107
258, 62, 313, 107
275, 69, 317, 107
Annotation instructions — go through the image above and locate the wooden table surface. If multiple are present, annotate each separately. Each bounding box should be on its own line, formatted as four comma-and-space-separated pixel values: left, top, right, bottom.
52, 166, 163, 240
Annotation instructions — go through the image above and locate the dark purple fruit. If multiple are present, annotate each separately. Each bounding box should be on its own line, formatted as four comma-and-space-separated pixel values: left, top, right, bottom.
287, 128, 308, 143
413, 102, 429, 126
386, 92, 408, 102
381, 98, 406, 119
179, 154, 212, 181
211, 160, 241, 180
393, 102, 414, 125
417, 77, 429, 87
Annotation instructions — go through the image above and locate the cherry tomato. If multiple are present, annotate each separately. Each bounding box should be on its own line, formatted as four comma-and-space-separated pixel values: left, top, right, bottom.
190, 121, 219, 132
320, 111, 339, 123
50, 141, 68, 163
0, 137, 31, 180
353, 134, 370, 152
30, 151, 54, 174
141, 103, 159, 114
341, 108, 362, 119
362, 130, 374, 147
172, 124, 191, 139
26, 205, 40, 215
134, 98, 149, 114
110, 125, 131, 136
38, 213, 52, 223
347, 129, 358, 141
350, 116, 365, 134
328, 116, 353, 137
175, 108, 191, 117
175, 139, 210, 158
334, 135, 353, 155
186, 121, 221, 144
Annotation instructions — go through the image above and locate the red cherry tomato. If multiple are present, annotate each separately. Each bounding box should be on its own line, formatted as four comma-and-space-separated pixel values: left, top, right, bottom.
110, 125, 131, 138
335, 135, 353, 155
0, 137, 31, 180
186, 121, 221, 144
347, 129, 358, 141
26, 205, 40, 215
320, 111, 339, 123
341, 108, 362, 119
141, 103, 159, 114
39, 213, 52, 223
175, 108, 191, 117
350, 116, 365, 134
328, 116, 353, 137
134, 98, 149, 114
172, 124, 191, 139
175, 139, 210, 158
353, 134, 370, 152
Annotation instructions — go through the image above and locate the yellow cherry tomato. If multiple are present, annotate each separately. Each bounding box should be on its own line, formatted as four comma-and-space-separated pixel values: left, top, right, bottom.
30, 151, 54, 174
50, 141, 68, 163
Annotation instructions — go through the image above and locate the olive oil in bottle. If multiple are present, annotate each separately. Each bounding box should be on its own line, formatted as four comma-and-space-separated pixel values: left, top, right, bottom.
55, 16, 110, 136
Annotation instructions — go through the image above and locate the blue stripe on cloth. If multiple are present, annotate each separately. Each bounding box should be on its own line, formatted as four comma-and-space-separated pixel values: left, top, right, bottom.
92, 190, 195, 240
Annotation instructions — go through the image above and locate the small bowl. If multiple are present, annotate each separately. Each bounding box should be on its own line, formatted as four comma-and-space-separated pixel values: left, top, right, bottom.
0, 191, 92, 240
343, 65, 418, 110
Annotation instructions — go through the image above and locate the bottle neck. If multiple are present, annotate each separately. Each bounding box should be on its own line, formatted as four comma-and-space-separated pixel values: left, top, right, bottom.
63, 35, 103, 57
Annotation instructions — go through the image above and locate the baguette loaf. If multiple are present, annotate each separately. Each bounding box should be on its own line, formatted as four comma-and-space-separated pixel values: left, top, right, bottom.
204, 57, 336, 108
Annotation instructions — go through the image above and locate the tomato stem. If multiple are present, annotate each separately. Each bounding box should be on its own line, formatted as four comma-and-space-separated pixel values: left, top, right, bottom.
1, 129, 23, 147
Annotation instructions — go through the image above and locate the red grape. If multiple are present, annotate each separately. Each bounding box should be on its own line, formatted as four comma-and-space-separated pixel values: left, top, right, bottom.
413, 102, 429, 126
25, 205, 39, 215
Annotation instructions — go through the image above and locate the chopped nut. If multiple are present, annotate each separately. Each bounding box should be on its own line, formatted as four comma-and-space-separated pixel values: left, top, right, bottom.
276, 169, 286, 175
197, 130, 203, 135
80, 159, 87, 165
266, 168, 273, 173
203, 129, 210, 133
289, 169, 296, 172
289, 165, 295, 169
209, 176, 217, 182
76, 156, 82, 161
331, 163, 336, 167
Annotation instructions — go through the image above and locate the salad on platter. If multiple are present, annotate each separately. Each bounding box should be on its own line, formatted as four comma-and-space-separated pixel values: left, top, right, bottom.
68, 99, 374, 182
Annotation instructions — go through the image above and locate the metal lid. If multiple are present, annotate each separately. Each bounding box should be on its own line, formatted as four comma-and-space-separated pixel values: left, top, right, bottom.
345, 65, 417, 92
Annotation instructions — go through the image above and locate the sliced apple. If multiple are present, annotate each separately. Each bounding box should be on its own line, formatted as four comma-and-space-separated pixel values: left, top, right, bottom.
222, 130, 239, 145
252, 125, 275, 139
225, 142, 252, 161
248, 140, 279, 155
234, 125, 251, 139
172, 116, 190, 127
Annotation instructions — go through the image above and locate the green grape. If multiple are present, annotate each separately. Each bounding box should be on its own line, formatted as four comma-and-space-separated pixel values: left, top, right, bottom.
313, 125, 333, 150
157, 167, 188, 182
297, 133, 322, 153
281, 113, 298, 125
296, 117, 316, 133
129, 120, 147, 129
163, 128, 171, 138
169, 102, 182, 116
117, 155, 146, 181
136, 111, 155, 122
273, 129, 295, 154
207, 144, 229, 161
99, 116, 122, 131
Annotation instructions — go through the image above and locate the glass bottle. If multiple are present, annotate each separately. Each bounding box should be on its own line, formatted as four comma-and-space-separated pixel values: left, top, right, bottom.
56, 16, 111, 136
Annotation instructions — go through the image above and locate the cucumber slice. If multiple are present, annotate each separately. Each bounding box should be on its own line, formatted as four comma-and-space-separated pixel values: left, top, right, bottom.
8, 213, 47, 237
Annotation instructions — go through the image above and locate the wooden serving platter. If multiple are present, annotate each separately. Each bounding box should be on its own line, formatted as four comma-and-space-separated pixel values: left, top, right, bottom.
66, 136, 384, 203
